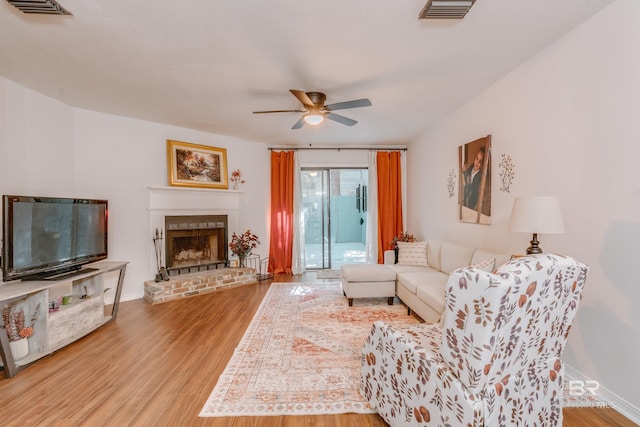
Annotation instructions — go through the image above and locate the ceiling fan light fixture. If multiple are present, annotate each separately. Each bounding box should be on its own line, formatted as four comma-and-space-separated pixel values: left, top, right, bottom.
254, 90, 371, 129
303, 112, 324, 126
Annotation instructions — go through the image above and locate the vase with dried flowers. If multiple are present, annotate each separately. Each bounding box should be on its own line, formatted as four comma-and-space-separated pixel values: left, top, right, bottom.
230, 169, 245, 190
229, 230, 260, 267
390, 231, 415, 249
390, 231, 416, 264
2, 302, 41, 360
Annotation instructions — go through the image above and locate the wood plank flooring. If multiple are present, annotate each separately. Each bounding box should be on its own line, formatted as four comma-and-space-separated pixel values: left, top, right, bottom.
0, 273, 635, 426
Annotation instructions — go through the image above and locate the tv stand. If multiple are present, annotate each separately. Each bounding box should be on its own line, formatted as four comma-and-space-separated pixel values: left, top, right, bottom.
0, 261, 128, 378
22, 267, 100, 282
44, 267, 99, 281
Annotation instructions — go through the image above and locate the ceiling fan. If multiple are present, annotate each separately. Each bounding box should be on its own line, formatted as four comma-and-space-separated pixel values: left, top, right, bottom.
253, 90, 372, 129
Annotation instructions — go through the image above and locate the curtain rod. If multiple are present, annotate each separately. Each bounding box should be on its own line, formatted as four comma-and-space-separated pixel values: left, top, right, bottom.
268, 146, 407, 151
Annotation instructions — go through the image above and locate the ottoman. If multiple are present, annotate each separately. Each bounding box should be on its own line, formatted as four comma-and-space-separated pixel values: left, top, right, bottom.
340, 264, 396, 306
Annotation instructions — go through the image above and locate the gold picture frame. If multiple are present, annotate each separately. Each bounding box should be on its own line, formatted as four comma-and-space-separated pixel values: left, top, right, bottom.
167, 140, 228, 189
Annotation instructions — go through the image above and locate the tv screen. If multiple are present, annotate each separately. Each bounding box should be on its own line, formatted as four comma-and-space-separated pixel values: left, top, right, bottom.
2, 195, 108, 281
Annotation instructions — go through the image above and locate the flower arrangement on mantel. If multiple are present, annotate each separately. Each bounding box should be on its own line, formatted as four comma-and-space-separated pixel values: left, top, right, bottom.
2, 303, 41, 342
229, 230, 260, 267
230, 169, 245, 190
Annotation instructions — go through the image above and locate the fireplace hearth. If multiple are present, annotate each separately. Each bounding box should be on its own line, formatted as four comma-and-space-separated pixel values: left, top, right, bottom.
165, 215, 227, 275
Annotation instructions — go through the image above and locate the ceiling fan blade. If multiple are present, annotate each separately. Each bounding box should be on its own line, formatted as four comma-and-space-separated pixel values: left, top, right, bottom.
326, 112, 357, 126
253, 109, 305, 114
291, 117, 305, 129
290, 89, 315, 107
325, 98, 372, 111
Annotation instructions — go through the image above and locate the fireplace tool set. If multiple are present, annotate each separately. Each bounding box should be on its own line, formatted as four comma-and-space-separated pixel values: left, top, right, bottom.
153, 228, 170, 282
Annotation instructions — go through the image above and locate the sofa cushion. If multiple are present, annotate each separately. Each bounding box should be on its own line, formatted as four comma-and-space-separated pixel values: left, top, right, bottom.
440, 241, 476, 274
471, 249, 511, 271
383, 250, 396, 265
387, 264, 435, 275
469, 257, 495, 272
415, 280, 448, 314
396, 241, 428, 266
341, 264, 396, 282
426, 239, 442, 271
397, 271, 448, 295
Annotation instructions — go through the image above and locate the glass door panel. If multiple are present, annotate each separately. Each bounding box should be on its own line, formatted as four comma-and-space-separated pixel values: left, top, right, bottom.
301, 169, 328, 269
301, 168, 367, 270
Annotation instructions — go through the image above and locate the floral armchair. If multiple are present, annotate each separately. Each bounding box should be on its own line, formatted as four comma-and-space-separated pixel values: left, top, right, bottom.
361, 253, 588, 426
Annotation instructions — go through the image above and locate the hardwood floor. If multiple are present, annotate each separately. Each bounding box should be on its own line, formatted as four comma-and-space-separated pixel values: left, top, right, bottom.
0, 273, 635, 426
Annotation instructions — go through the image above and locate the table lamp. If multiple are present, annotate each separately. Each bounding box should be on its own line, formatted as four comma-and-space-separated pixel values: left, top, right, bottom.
509, 196, 565, 254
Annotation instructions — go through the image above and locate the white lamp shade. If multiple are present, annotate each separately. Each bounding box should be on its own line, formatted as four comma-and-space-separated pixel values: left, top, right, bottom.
303, 113, 324, 126
509, 196, 565, 234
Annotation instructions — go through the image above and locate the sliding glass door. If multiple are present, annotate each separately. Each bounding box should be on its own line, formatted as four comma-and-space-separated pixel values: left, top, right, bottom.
301, 168, 368, 270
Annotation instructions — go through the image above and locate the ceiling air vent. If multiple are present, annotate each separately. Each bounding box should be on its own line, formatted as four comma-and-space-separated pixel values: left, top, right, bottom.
6, 0, 72, 15
419, 0, 475, 20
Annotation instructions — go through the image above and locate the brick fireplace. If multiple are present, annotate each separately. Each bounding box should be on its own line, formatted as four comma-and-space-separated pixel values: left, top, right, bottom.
144, 187, 257, 304
164, 214, 228, 274
147, 186, 241, 279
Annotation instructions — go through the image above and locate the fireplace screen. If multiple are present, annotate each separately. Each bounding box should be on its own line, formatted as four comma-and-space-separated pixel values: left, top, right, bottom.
165, 215, 227, 271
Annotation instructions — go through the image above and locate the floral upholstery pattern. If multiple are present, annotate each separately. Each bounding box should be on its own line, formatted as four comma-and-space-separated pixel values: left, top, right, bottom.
361, 253, 588, 426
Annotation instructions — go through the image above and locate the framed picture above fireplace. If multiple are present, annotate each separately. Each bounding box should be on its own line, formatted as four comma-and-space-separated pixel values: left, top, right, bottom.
167, 140, 229, 189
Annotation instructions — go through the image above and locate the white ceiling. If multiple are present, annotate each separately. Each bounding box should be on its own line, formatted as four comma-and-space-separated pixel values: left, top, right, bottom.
0, 0, 614, 146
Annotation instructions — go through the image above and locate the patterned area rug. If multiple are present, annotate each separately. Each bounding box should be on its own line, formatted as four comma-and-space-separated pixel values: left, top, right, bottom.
199, 281, 422, 417
315, 269, 342, 279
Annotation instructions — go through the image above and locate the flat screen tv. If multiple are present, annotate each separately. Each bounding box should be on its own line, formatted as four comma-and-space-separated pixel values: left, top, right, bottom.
1, 195, 108, 282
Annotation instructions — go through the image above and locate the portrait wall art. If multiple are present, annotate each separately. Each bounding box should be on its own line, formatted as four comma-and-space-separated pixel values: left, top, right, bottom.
458, 135, 492, 224
167, 140, 229, 189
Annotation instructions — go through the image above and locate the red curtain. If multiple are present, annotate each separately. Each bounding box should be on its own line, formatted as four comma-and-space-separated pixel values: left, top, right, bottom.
268, 151, 295, 274
377, 151, 404, 263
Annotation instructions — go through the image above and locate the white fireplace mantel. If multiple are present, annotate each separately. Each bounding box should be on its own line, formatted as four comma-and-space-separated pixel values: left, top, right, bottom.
147, 186, 241, 278
148, 186, 241, 211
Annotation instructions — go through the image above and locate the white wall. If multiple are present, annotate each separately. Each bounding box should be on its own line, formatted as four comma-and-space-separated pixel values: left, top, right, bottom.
0, 79, 270, 302
0, 79, 76, 194
297, 149, 369, 167
407, 0, 639, 415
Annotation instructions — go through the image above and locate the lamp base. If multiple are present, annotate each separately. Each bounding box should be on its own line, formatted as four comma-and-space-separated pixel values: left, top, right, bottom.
526, 233, 543, 255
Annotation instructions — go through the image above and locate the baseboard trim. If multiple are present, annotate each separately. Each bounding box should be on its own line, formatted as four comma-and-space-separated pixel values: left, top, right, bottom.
565, 364, 640, 424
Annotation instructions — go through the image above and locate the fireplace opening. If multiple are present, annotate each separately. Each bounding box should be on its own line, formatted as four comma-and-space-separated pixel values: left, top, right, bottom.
165, 215, 227, 275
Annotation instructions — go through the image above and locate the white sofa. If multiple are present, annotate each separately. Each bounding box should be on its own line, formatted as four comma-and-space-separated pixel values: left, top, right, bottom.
384, 239, 510, 322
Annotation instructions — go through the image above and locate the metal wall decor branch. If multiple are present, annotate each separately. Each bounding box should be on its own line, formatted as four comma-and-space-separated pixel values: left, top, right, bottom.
447, 168, 457, 198
498, 153, 515, 193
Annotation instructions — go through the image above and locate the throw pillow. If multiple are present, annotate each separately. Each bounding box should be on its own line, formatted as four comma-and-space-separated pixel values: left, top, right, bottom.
470, 257, 495, 272
397, 241, 428, 266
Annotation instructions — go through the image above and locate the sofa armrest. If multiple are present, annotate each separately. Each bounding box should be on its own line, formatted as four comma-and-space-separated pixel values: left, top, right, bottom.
383, 249, 396, 265
361, 321, 480, 426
